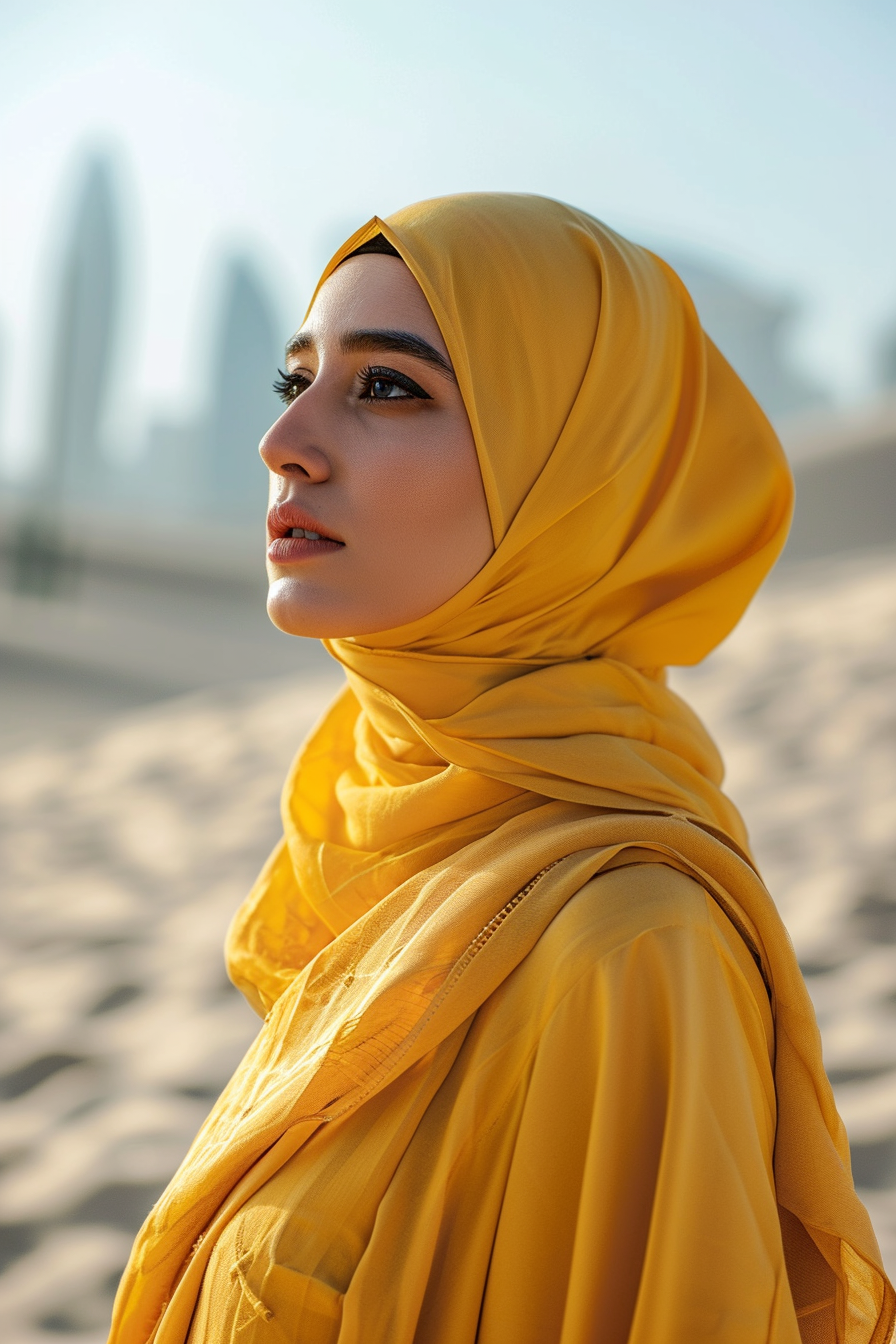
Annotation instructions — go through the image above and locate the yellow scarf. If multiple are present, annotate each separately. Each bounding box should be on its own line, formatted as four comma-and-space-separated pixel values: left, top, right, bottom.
110, 194, 893, 1344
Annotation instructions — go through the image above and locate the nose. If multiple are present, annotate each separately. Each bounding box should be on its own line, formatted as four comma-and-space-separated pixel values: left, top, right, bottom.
259, 402, 332, 483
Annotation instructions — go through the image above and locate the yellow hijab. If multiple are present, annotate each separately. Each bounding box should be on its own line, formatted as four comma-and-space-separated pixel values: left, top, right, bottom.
110, 194, 893, 1344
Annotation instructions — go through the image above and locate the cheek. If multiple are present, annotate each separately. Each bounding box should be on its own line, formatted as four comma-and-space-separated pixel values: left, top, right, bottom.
357, 426, 486, 551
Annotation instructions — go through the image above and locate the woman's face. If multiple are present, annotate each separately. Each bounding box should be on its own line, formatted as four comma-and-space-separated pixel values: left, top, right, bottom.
261, 253, 493, 639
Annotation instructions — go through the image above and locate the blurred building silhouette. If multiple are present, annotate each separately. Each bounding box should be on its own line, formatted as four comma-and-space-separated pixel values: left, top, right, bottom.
132, 256, 282, 521
202, 256, 282, 519
665, 251, 828, 422
781, 394, 896, 562
7, 151, 283, 529
129, 416, 204, 517
40, 155, 122, 505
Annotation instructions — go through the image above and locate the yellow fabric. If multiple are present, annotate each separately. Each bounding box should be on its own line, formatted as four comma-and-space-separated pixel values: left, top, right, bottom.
108, 193, 894, 1344
186, 867, 802, 1344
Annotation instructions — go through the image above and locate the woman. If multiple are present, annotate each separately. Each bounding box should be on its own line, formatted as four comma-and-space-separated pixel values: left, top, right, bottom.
109, 194, 894, 1343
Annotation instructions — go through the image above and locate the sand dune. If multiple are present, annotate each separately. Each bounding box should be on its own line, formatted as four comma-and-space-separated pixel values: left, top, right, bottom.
0, 675, 340, 1343
2, 550, 896, 1341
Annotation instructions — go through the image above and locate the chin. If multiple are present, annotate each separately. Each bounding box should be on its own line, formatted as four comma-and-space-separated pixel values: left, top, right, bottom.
266, 595, 321, 639
265, 573, 433, 640
266, 577, 317, 638
266, 576, 349, 640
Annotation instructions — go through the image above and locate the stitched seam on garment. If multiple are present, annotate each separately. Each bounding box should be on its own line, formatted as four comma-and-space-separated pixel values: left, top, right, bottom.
320, 860, 563, 1122
230, 1229, 274, 1325
448, 862, 562, 982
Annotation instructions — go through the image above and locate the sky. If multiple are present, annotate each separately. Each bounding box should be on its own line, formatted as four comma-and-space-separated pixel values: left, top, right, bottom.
1, 0, 894, 474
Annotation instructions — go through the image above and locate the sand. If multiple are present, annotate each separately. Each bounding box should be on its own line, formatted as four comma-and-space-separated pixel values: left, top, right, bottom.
2, 550, 896, 1341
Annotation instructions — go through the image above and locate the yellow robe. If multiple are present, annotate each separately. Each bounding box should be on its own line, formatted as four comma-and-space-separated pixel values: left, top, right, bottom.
188, 866, 806, 1344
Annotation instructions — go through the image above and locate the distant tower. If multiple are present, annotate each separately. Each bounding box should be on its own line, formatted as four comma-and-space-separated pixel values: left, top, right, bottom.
42, 155, 122, 503
205, 256, 282, 522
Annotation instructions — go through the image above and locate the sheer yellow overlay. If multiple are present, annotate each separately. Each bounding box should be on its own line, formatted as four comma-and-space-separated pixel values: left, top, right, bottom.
109, 194, 894, 1344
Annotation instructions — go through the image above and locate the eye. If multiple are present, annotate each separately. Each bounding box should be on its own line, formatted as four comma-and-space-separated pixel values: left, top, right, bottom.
273, 368, 312, 405
359, 365, 432, 403
368, 377, 406, 400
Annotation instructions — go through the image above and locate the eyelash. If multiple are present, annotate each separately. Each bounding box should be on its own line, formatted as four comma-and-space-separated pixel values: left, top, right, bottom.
272, 365, 431, 406
273, 369, 310, 404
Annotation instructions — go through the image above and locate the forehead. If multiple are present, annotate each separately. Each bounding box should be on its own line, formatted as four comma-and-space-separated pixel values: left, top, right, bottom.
301, 254, 449, 356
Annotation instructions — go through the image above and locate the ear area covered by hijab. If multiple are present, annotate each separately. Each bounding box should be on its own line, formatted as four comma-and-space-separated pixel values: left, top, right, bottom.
108, 195, 894, 1344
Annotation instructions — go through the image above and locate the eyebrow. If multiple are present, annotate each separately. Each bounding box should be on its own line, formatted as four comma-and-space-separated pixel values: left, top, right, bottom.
285, 328, 456, 381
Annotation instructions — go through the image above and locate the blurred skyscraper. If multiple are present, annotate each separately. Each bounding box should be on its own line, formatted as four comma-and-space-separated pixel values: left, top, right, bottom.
40, 155, 122, 503
203, 256, 282, 520
128, 255, 283, 522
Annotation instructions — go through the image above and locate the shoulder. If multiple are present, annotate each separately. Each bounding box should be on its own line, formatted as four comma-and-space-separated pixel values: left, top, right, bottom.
508, 861, 770, 1043
533, 860, 714, 980
470, 861, 774, 1102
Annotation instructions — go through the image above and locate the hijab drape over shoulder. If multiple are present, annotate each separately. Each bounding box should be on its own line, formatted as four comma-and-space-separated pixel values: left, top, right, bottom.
109, 195, 894, 1344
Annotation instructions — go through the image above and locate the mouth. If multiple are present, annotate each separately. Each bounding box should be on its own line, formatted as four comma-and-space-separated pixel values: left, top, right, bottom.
266, 502, 345, 564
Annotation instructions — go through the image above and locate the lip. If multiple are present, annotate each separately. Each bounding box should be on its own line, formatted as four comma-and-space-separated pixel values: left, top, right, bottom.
266, 501, 344, 565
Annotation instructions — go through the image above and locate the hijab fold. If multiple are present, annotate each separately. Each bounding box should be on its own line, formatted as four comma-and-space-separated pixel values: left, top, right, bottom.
109, 194, 893, 1344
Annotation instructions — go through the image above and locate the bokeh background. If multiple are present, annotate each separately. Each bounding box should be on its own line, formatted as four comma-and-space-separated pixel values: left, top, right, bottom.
2, 2, 896, 1340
